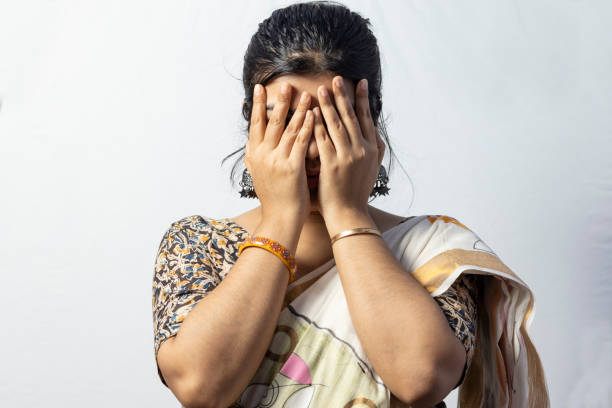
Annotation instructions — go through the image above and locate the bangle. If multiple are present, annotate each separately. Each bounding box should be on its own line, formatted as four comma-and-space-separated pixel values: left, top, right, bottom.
330, 227, 382, 245
238, 236, 297, 283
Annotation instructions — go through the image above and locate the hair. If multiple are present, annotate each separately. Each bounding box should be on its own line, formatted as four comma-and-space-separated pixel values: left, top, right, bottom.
221, 0, 406, 202
219, 5, 552, 406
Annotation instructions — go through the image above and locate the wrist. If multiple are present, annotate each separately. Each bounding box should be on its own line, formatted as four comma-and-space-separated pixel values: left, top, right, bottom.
255, 215, 303, 253
324, 207, 378, 238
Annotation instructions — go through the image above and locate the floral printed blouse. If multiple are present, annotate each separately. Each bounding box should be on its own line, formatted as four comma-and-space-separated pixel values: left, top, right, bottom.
152, 215, 479, 398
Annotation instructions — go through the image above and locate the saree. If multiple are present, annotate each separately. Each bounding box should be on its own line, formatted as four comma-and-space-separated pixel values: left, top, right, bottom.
222, 214, 548, 407
152, 213, 549, 407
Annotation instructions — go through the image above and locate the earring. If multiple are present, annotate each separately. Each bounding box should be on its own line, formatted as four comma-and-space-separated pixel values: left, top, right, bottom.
238, 168, 257, 198
238, 165, 390, 199
370, 164, 390, 198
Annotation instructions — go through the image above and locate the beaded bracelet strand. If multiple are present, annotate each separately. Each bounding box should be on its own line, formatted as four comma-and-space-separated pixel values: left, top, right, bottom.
238, 236, 297, 284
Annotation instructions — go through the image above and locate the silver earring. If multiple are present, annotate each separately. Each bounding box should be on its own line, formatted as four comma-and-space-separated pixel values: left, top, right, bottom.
238, 165, 390, 199
370, 165, 390, 198
238, 168, 257, 198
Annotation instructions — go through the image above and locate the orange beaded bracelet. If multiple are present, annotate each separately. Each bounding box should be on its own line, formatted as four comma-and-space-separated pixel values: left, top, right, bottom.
238, 236, 297, 284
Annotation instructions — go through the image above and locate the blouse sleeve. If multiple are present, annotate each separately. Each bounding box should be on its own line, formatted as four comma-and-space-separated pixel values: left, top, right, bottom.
152, 216, 223, 387
433, 273, 479, 389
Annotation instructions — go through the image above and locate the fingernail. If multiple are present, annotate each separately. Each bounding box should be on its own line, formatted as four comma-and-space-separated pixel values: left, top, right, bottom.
300, 91, 309, 104
319, 86, 328, 97
361, 79, 368, 91
254, 84, 262, 95
335, 77, 344, 90
306, 110, 312, 120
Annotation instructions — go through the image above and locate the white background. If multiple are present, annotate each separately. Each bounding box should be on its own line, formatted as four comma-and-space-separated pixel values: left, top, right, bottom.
0, 1, 610, 406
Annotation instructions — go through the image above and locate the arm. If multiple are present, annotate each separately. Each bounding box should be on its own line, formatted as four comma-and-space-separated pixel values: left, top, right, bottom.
325, 209, 467, 406
156, 215, 302, 408
160, 74, 317, 406
310, 75, 468, 405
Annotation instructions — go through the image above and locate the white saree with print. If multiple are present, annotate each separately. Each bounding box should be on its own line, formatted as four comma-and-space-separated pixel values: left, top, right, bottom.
233, 214, 548, 407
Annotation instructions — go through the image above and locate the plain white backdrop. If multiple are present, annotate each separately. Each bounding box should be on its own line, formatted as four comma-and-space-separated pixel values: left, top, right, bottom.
0, 0, 610, 406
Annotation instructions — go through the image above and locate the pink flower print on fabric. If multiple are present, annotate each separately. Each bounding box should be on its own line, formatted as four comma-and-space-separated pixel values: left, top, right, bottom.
280, 353, 312, 385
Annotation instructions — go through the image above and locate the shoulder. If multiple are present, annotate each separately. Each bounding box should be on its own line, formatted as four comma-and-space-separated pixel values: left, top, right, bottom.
424, 214, 496, 254
388, 213, 477, 240
367, 208, 476, 234
163, 215, 225, 233
409, 214, 487, 246
161, 214, 246, 235
365, 206, 417, 234
396, 214, 498, 279
157, 215, 249, 250
413, 214, 497, 255
414, 214, 473, 230
154, 214, 250, 272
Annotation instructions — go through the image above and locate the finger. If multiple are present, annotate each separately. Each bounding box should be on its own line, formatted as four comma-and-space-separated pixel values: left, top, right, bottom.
312, 106, 335, 161
264, 82, 292, 148
289, 109, 314, 162
332, 76, 364, 146
355, 79, 377, 144
317, 85, 350, 155
249, 84, 267, 145
278, 91, 311, 157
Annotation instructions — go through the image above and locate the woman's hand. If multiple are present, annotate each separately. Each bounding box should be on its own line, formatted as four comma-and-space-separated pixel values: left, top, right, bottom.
312, 76, 386, 221
245, 82, 315, 225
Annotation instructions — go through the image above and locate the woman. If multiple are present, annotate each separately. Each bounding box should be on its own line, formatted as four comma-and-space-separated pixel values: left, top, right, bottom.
152, 2, 550, 407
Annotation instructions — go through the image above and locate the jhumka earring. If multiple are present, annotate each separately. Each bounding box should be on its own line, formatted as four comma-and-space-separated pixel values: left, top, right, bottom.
370, 164, 390, 198
238, 165, 390, 199
238, 168, 258, 199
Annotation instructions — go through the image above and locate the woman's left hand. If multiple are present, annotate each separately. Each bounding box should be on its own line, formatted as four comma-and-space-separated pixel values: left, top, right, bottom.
312, 76, 385, 221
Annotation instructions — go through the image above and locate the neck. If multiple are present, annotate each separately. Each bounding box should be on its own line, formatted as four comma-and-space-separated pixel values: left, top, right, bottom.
253, 204, 374, 231
305, 210, 326, 229
306, 205, 375, 228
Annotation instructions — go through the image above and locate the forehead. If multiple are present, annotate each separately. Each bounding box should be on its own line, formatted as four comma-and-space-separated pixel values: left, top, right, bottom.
265, 72, 335, 92
264, 72, 356, 107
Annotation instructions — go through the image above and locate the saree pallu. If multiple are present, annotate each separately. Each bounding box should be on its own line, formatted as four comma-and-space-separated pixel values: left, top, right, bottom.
229, 215, 549, 407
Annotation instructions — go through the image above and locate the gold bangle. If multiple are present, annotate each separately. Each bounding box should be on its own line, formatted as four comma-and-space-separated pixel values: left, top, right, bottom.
330, 227, 382, 245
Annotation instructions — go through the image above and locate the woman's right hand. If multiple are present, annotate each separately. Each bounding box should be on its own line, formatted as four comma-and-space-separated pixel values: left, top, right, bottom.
245, 82, 315, 226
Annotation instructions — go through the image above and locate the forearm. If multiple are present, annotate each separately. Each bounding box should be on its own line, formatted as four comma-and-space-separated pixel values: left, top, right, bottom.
171, 216, 301, 407
326, 209, 462, 403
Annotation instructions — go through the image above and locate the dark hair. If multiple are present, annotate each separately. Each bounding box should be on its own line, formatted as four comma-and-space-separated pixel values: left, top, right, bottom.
221, 0, 407, 202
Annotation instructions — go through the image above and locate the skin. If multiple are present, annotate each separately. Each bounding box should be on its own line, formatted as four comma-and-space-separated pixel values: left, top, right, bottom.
156, 72, 467, 407
156, 73, 411, 408
233, 72, 467, 405
236, 71, 403, 281
263, 71, 366, 216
